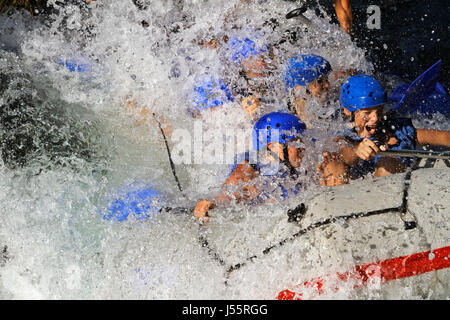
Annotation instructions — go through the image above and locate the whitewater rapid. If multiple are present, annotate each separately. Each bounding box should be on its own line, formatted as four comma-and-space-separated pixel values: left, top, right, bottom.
0, 0, 448, 299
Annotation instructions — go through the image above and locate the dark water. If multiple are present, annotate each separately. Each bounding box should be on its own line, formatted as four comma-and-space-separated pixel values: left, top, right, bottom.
0, 53, 111, 172
310, 0, 449, 89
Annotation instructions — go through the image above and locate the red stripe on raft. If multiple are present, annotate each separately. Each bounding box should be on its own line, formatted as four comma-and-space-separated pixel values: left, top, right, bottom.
277, 246, 450, 300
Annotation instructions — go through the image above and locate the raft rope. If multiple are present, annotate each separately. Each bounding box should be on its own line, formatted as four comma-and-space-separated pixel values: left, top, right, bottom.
152, 113, 184, 195
198, 167, 420, 279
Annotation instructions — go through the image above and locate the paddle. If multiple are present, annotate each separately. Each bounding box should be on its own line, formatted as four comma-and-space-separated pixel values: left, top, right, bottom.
379, 149, 450, 160
285, 6, 313, 27
390, 60, 449, 116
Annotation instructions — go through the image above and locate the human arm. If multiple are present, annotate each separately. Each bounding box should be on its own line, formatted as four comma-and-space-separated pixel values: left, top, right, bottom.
321, 136, 402, 181
337, 135, 399, 165
416, 129, 450, 147
338, 138, 379, 165
193, 162, 259, 222
316, 151, 349, 186
334, 0, 352, 34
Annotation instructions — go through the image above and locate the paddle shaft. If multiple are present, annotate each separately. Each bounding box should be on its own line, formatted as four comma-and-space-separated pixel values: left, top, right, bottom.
379, 149, 450, 160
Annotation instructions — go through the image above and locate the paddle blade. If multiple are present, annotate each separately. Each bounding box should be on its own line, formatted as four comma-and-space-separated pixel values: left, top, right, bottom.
394, 60, 445, 114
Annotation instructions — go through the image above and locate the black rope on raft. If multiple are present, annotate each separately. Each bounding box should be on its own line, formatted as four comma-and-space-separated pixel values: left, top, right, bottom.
221, 170, 421, 276
399, 169, 416, 230
222, 205, 404, 276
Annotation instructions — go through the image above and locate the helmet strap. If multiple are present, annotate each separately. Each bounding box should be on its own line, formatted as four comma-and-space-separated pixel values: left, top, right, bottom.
259, 145, 300, 187
282, 144, 299, 180
287, 99, 295, 115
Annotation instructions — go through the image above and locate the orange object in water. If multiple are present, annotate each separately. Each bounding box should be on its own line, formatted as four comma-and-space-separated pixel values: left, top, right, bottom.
126, 99, 151, 120
125, 99, 174, 136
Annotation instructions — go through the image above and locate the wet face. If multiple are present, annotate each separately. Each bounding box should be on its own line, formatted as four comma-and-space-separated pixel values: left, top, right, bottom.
292, 74, 330, 107
306, 75, 330, 101
346, 105, 384, 138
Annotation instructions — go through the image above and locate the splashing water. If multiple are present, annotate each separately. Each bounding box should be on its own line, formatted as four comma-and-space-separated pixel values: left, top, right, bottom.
1, 1, 446, 300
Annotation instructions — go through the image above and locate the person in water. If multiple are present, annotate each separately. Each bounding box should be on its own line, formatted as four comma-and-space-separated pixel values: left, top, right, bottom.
198, 30, 279, 120
192, 111, 347, 222
196, 3, 286, 120
284, 53, 356, 127
227, 33, 281, 120
194, 1, 354, 120
317, 75, 450, 184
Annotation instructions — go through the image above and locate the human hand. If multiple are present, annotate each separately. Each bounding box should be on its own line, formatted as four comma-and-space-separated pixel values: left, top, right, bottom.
197, 39, 220, 50
243, 56, 267, 78
317, 152, 349, 186
193, 200, 214, 223
241, 96, 260, 116
205, 39, 219, 50
379, 136, 399, 151
354, 138, 380, 160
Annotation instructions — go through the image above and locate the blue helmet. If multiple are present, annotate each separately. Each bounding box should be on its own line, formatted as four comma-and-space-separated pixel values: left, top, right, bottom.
229, 35, 269, 63
103, 185, 164, 222
285, 54, 332, 88
252, 112, 306, 150
340, 75, 387, 112
58, 59, 91, 72
192, 77, 233, 112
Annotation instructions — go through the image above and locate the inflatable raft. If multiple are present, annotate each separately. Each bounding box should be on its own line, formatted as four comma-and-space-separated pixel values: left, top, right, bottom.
197, 159, 450, 299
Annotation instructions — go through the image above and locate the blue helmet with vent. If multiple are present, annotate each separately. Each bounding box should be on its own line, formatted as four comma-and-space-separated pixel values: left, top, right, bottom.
252, 112, 306, 150
285, 54, 332, 88
229, 35, 269, 63
340, 75, 387, 112
192, 77, 233, 112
